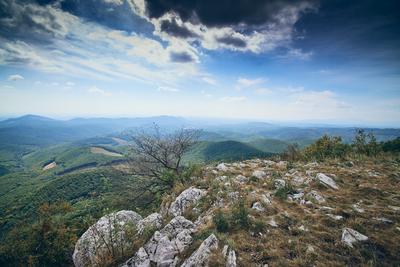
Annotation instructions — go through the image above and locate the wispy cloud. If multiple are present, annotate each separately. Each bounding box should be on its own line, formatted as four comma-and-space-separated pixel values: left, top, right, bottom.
221, 96, 247, 102
157, 86, 180, 92
88, 86, 112, 96
7, 74, 24, 81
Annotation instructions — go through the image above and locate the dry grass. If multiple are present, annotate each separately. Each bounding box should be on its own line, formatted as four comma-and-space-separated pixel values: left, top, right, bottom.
197, 157, 400, 266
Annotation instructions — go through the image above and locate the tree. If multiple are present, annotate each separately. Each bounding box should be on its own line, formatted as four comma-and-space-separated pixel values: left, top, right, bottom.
129, 124, 200, 187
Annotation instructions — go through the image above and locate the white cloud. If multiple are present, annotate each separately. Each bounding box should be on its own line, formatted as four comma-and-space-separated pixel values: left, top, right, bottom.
202, 77, 217, 86
157, 86, 180, 92
237, 77, 265, 87
281, 48, 313, 60
7, 74, 24, 81
88, 86, 112, 96
290, 90, 350, 110
221, 96, 247, 102
66, 81, 75, 86
255, 88, 273, 95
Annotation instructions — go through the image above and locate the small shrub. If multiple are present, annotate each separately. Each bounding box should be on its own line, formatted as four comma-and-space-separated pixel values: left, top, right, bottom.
213, 210, 230, 232
274, 184, 296, 200
231, 199, 250, 230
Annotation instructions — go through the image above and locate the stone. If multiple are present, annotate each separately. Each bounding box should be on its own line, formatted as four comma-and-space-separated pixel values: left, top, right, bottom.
268, 218, 278, 227
217, 163, 229, 172
252, 170, 267, 179
316, 173, 339, 190
373, 217, 393, 224
307, 190, 325, 204
342, 228, 368, 247
174, 229, 193, 252
228, 191, 240, 201
352, 203, 365, 213
181, 234, 219, 267
261, 193, 272, 205
140, 216, 195, 266
137, 213, 163, 234
234, 175, 248, 184
326, 214, 343, 220
274, 179, 286, 189
122, 247, 150, 267
276, 161, 287, 169
252, 202, 265, 212
169, 187, 206, 216
226, 248, 237, 267
73, 210, 142, 267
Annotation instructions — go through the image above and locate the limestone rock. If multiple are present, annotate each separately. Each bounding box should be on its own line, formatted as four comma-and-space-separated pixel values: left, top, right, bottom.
217, 163, 229, 172
181, 234, 219, 267
137, 213, 163, 234
73, 210, 142, 267
342, 228, 368, 247
122, 247, 150, 267
252, 170, 267, 179
234, 175, 248, 184
316, 173, 339, 190
274, 179, 286, 189
169, 187, 206, 216
307, 190, 325, 204
252, 202, 265, 212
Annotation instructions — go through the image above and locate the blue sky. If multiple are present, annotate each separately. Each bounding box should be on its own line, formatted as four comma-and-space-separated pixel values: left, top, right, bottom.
0, 0, 399, 126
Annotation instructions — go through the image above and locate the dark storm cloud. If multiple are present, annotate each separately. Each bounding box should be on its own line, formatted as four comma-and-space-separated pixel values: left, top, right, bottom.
160, 19, 198, 38
145, 0, 317, 27
216, 35, 247, 48
59, 0, 153, 34
0, 0, 66, 44
169, 51, 195, 63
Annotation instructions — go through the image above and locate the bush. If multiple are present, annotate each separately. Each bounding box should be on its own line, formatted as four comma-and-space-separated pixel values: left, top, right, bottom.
274, 184, 296, 200
231, 199, 250, 230
213, 210, 230, 232
303, 135, 349, 161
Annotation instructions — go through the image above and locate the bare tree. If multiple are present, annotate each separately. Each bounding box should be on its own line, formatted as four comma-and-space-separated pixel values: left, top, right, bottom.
129, 124, 200, 186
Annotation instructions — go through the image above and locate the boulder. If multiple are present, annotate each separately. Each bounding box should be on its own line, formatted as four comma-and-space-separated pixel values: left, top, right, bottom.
316, 173, 339, 190
252, 170, 267, 179
139, 216, 195, 266
234, 175, 248, 184
169, 187, 206, 216
122, 247, 150, 267
306, 190, 325, 204
216, 163, 229, 172
137, 213, 163, 234
226, 248, 237, 267
73, 210, 142, 267
274, 179, 286, 189
181, 234, 219, 267
341, 228, 368, 247
252, 202, 265, 212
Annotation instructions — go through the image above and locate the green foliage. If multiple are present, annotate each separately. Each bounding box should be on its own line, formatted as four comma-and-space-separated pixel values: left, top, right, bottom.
353, 129, 381, 156
303, 135, 349, 161
213, 210, 230, 233
274, 184, 296, 200
204, 140, 271, 162
381, 137, 400, 152
231, 199, 250, 230
0, 202, 77, 267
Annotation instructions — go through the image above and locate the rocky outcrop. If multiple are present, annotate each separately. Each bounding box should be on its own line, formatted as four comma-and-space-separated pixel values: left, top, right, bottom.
316, 173, 338, 190
123, 216, 195, 267
137, 213, 163, 234
73, 210, 142, 267
223, 245, 237, 267
122, 247, 150, 267
252, 170, 267, 179
341, 228, 368, 247
169, 187, 207, 216
181, 234, 219, 267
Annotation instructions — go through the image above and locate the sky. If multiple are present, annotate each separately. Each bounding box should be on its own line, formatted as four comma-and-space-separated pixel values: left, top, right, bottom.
0, 0, 399, 126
